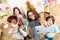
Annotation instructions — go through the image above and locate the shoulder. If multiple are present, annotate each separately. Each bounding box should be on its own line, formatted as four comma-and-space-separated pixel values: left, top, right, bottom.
53, 24, 58, 27
52, 24, 59, 30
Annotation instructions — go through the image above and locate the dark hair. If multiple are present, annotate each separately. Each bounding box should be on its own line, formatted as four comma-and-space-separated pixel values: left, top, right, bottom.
44, 12, 50, 15
7, 15, 18, 23
13, 7, 22, 15
0, 8, 2, 10
27, 10, 40, 22
23, 14, 27, 19
46, 16, 55, 24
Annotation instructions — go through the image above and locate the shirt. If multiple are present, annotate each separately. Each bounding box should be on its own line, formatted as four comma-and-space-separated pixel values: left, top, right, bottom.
28, 19, 40, 28
47, 24, 59, 38
28, 19, 40, 37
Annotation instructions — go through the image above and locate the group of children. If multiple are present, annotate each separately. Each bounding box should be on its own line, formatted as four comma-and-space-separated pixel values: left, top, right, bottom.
40, 12, 59, 40
0, 7, 31, 40
26, 10, 59, 40
0, 6, 59, 40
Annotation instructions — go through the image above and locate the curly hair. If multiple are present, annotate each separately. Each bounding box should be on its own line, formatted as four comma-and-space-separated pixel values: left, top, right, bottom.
46, 16, 55, 24
7, 15, 18, 23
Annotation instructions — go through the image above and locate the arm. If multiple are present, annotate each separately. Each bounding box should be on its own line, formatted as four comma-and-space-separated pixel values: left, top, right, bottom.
27, 26, 30, 35
20, 25, 25, 30
19, 25, 28, 37
45, 25, 59, 37
53, 25, 59, 34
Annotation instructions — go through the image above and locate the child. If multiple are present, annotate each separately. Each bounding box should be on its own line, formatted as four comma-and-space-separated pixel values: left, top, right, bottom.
13, 7, 28, 26
44, 12, 50, 18
13, 7, 23, 20
44, 16, 59, 40
7, 15, 23, 40
5, 7, 13, 16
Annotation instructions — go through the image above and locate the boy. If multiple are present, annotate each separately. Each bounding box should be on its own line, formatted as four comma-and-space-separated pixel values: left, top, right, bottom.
44, 16, 59, 40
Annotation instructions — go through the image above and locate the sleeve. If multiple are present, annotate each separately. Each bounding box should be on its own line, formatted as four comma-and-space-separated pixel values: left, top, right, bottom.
54, 24, 59, 33
19, 29, 27, 37
28, 22, 31, 28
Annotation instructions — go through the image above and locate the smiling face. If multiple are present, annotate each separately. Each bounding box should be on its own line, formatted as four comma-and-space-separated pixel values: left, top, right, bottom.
15, 9, 20, 16
28, 12, 35, 20
11, 19, 17, 24
47, 18, 53, 26
44, 12, 50, 18
44, 13, 49, 18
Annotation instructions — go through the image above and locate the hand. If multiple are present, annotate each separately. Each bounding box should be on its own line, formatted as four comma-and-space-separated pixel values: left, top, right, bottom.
46, 32, 49, 35
41, 33, 45, 37
27, 27, 30, 35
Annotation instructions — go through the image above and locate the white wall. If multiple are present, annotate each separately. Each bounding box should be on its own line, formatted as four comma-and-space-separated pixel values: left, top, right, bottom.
7, 0, 28, 14
56, 0, 60, 4
7, 0, 27, 9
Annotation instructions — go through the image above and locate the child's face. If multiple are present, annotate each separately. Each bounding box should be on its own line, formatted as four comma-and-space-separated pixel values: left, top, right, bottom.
28, 12, 35, 20
15, 9, 19, 16
11, 19, 17, 24
47, 18, 53, 26
44, 13, 49, 18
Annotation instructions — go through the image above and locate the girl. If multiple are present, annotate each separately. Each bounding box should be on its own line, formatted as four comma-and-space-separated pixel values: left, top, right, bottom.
7, 15, 23, 40
13, 7, 23, 20
44, 16, 59, 40
13, 7, 28, 27
27, 10, 40, 40
18, 16, 31, 40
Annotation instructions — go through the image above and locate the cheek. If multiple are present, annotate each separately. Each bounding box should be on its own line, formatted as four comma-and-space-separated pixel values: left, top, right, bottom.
44, 14, 47, 17
44, 14, 49, 17
14, 20, 17, 24
15, 11, 19, 15
31, 15, 35, 19
48, 21, 53, 25
11, 20, 17, 24
15, 12, 19, 15
32, 15, 35, 18
50, 21, 53, 24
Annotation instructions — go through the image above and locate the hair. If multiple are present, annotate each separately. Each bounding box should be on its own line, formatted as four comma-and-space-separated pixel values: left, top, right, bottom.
44, 12, 50, 15
7, 15, 18, 23
13, 7, 22, 15
5, 7, 10, 9
0, 8, 2, 10
27, 10, 40, 22
46, 16, 55, 24
23, 14, 27, 19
